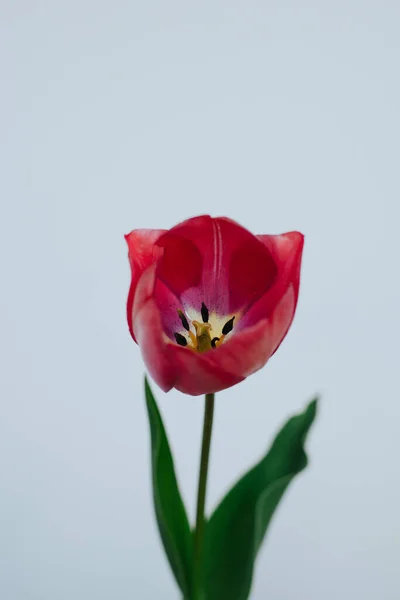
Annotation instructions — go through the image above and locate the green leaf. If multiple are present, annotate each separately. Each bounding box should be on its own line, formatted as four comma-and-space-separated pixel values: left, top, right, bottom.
204, 398, 318, 600
144, 377, 193, 598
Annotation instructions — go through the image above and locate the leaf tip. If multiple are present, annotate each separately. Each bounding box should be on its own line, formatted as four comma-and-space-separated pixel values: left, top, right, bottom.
306, 396, 319, 420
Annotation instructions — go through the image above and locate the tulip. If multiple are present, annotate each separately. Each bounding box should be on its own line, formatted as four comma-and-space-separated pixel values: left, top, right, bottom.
125, 215, 313, 600
126, 215, 303, 396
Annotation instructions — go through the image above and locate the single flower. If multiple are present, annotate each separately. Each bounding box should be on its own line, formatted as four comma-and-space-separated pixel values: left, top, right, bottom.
125, 215, 304, 396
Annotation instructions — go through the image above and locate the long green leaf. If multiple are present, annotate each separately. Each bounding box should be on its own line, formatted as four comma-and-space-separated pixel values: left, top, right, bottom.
144, 377, 193, 598
204, 398, 318, 600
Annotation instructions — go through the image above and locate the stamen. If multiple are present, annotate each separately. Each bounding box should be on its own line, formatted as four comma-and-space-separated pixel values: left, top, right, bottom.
174, 332, 188, 346
201, 302, 209, 323
211, 337, 220, 348
177, 309, 190, 331
188, 330, 197, 346
222, 316, 235, 335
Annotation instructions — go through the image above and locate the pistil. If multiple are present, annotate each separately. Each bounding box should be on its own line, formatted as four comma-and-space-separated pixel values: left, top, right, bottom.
192, 321, 212, 353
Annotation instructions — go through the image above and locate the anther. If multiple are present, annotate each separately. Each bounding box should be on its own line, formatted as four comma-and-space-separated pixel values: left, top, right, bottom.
222, 316, 235, 335
211, 337, 220, 348
201, 302, 209, 323
177, 309, 190, 331
174, 332, 188, 346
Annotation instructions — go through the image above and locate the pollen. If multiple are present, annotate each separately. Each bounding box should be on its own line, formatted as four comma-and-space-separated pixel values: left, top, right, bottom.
174, 332, 188, 346
177, 309, 190, 331
201, 302, 209, 323
222, 316, 235, 335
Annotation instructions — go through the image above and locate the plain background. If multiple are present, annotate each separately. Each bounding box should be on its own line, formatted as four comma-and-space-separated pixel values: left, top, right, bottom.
1, 1, 399, 598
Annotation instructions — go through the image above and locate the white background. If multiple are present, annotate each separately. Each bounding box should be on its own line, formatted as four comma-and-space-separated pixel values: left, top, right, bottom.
1, 1, 399, 598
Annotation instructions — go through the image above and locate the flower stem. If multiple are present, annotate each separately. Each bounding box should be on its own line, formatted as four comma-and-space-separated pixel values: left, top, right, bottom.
193, 392, 215, 599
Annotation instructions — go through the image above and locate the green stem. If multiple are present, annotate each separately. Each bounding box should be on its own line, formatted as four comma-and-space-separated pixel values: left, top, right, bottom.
193, 393, 215, 599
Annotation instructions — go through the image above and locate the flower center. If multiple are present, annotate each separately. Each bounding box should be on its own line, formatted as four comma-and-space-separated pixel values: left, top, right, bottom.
173, 302, 235, 353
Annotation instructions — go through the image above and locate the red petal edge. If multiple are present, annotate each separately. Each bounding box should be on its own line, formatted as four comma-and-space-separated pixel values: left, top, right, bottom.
125, 228, 165, 342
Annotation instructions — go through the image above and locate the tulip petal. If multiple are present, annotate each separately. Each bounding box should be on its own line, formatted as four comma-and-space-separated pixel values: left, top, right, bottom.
156, 215, 276, 316
155, 231, 203, 297
125, 228, 165, 341
153, 278, 184, 340
207, 284, 296, 380
168, 285, 295, 395
132, 264, 244, 395
132, 267, 175, 392
240, 232, 304, 331
134, 298, 177, 392
135, 285, 293, 395
168, 345, 245, 396
257, 231, 304, 287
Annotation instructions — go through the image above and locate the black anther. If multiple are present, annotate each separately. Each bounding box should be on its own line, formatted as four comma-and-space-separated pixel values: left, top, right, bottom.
222, 316, 235, 336
201, 302, 209, 323
211, 337, 220, 348
174, 332, 188, 346
178, 309, 190, 331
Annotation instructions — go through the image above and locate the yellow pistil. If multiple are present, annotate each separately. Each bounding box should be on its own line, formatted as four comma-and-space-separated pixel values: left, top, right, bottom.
192, 320, 212, 353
